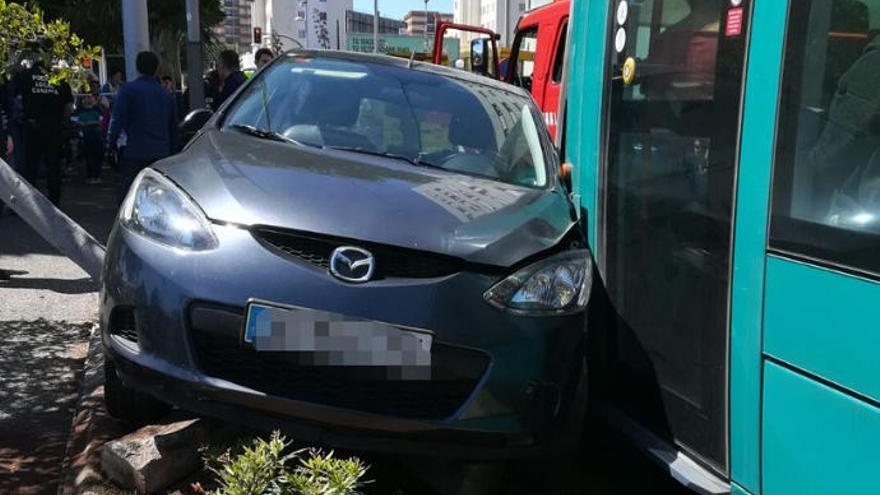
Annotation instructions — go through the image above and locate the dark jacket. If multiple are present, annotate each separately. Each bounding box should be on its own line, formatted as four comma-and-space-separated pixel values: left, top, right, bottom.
213, 70, 247, 111
108, 75, 178, 162
0, 79, 13, 158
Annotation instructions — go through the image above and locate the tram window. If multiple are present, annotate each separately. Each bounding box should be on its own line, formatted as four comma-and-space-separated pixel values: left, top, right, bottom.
770, 0, 880, 276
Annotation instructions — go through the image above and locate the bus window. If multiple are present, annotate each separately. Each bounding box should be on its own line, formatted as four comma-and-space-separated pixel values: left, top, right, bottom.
599, 0, 749, 471
770, 0, 880, 276
510, 28, 538, 91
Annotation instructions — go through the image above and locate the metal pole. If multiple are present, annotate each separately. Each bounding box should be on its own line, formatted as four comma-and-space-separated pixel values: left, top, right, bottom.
424, 0, 429, 48
186, 0, 205, 111
373, 0, 379, 53
121, 0, 150, 82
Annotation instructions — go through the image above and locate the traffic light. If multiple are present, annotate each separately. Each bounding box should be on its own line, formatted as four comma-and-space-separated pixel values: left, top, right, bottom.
253, 27, 262, 44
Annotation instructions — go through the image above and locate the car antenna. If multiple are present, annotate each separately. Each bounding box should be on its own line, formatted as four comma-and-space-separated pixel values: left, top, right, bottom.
408, 49, 416, 69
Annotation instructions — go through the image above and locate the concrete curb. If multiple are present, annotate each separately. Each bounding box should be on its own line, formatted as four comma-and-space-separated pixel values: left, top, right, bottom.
58, 326, 127, 494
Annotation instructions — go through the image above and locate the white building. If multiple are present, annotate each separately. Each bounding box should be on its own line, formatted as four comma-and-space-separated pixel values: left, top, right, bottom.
247, 0, 353, 67
453, 0, 526, 46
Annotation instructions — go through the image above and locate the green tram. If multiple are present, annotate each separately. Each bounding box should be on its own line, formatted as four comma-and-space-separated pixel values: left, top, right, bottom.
560, 0, 880, 493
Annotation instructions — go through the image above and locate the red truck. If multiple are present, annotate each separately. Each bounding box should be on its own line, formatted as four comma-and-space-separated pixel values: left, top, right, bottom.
432, 0, 571, 139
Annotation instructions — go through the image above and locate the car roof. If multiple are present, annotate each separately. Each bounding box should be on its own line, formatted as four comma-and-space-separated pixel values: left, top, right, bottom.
279, 49, 531, 97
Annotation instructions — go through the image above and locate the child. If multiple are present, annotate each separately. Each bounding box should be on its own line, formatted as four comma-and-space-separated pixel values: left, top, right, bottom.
76, 92, 104, 183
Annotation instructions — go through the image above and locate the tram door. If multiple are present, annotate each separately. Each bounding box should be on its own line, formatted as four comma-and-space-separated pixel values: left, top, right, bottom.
599, 0, 750, 472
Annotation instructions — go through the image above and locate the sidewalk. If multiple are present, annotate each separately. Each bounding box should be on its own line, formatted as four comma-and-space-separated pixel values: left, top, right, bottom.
0, 168, 118, 494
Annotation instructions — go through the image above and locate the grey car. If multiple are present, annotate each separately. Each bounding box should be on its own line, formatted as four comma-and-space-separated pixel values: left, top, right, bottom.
100, 51, 592, 459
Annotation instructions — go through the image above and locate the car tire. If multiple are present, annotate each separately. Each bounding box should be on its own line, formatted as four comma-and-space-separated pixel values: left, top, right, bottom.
104, 359, 171, 424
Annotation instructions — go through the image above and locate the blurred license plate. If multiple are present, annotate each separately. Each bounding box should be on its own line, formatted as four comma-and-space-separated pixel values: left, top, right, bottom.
243, 302, 432, 367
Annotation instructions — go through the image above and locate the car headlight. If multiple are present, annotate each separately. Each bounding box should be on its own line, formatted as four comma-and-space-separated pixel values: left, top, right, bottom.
484, 249, 592, 315
120, 168, 218, 251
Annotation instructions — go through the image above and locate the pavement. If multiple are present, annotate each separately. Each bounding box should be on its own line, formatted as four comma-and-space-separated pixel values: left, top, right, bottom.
0, 166, 117, 494
0, 164, 694, 495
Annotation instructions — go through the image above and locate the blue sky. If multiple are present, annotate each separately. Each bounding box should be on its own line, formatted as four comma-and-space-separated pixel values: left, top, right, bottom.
352, 0, 453, 21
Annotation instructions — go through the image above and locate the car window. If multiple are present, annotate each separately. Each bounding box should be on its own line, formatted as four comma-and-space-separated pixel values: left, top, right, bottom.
770, 0, 880, 275
224, 55, 551, 188
510, 27, 538, 91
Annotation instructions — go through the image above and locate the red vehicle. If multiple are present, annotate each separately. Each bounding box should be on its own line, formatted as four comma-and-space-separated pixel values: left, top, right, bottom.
505, 0, 570, 139
431, 1, 571, 139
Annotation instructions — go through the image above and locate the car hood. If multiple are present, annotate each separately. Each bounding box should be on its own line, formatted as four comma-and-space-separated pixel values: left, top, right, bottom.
155, 129, 577, 267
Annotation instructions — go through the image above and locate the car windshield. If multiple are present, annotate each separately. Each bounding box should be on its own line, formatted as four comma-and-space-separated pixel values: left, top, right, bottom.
223, 54, 551, 188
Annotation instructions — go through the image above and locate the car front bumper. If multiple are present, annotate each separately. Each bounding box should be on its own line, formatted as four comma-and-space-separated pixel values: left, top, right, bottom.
100, 222, 588, 458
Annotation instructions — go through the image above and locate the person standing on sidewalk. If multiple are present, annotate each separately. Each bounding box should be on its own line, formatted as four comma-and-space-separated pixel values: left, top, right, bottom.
212, 50, 246, 111
0, 77, 14, 218
75, 92, 104, 184
108, 51, 178, 204
16, 64, 74, 206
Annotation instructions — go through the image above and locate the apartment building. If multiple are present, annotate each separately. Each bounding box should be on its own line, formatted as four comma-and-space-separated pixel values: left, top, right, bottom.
403, 10, 453, 38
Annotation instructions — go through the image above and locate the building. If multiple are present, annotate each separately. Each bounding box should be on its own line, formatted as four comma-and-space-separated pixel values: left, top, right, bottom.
345, 10, 405, 35
403, 10, 453, 38
453, 0, 525, 46
247, 0, 353, 62
214, 0, 254, 51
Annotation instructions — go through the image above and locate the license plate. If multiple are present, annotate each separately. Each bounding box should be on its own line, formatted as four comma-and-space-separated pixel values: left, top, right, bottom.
243, 301, 432, 367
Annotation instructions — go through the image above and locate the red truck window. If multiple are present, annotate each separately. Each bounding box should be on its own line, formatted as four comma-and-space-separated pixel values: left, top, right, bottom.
552, 22, 568, 83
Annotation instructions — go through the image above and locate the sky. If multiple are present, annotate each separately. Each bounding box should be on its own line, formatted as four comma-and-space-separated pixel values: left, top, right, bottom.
352, 0, 453, 21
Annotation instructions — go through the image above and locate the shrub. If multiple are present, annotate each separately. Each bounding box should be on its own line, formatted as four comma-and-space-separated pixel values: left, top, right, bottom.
208, 432, 369, 495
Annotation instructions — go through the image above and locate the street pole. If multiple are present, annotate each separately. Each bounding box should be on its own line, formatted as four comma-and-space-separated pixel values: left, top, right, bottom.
373, 0, 379, 53
186, 0, 205, 111
424, 0, 429, 50
121, 0, 150, 82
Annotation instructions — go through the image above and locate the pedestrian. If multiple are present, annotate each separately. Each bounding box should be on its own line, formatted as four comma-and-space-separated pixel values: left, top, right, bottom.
102, 70, 124, 94
15, 63, 74, 206
1, 78, 12, 164
255, 48, 274, 70
75, 92, 104, 184
107, 51, 178, 205
161, 75, 174, 93
213, 49, 246, 111
0, 77, 14, 218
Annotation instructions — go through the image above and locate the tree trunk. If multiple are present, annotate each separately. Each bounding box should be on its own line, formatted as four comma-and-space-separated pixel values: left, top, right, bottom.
150, 28, 183, 87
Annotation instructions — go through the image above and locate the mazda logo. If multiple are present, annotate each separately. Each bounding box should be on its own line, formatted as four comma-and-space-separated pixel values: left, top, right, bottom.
329, 246, 375, 283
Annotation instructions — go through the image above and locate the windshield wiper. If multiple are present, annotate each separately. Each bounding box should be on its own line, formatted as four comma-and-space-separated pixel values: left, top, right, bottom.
325, 146, 440, 169
230, 124, 314, 148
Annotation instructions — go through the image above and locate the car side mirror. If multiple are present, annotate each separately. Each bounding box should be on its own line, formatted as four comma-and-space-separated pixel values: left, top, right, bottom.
179, 108, 213, 149
470, 38, 489, 75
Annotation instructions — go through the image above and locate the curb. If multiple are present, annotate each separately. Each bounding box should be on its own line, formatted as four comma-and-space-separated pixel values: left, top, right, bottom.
58, 325, 127, 494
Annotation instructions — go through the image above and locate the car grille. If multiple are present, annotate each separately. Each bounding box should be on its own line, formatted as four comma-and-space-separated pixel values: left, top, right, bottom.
189, 306, 489, 420
252, 228, 464, 279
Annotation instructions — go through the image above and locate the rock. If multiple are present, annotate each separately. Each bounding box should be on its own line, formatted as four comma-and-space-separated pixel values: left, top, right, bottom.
101, 414, 230, 494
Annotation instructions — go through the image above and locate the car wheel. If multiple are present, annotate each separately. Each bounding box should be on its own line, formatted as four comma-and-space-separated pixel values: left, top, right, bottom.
104, 359, 171, 423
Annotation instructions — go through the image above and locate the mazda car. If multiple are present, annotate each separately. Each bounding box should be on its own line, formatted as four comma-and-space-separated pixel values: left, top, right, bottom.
100, 51, 592, 459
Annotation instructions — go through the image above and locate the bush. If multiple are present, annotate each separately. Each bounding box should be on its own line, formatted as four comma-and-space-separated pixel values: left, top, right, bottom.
207, 432, 370, 495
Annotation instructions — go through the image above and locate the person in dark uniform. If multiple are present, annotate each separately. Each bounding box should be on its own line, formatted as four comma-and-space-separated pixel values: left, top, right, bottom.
16, 64, 74, 206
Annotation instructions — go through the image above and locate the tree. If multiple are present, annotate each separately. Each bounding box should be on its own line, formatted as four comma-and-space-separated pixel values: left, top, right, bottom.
32, 0, 224, 83
0, 0, 100, 89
